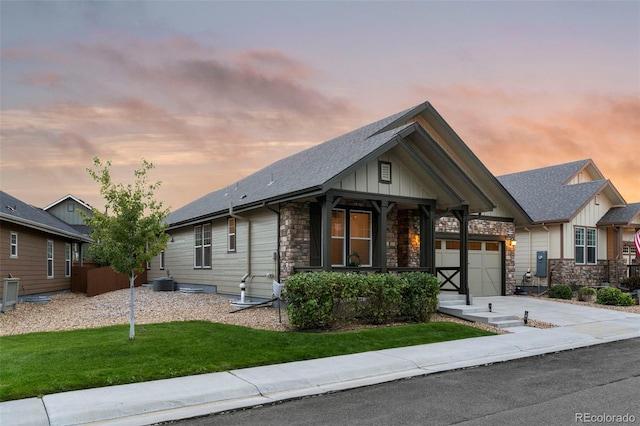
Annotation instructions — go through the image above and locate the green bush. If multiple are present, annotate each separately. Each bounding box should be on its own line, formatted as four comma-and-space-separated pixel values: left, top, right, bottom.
400, 272, 440, 322
284, 272, 338, 330
548, 284, 573, 300
577, 286, 596, 301
596, 287, 634, 306
284, 271, 441, 330
359, 274, 402, 325
620, 275, 640, 291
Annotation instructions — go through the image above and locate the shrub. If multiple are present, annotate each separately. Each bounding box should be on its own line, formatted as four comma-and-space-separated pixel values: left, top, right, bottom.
577, 286, 596, 302
620, 275, 640, 291
284, 271, 441, 330
596, 287, 634, 306
284, 272, 338, 330
359, 273, 403, 325
399, 272, 440, 322
548, 284, 573, 300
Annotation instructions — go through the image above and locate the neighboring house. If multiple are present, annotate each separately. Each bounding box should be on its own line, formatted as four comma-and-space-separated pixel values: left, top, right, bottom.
497, 159, 640, 288
148, 101, 530, 300
43, 194, 93, 264
0, 191, 92, 299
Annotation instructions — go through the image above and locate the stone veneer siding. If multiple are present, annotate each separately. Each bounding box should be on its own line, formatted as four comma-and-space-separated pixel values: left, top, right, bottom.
279, 202, 311, 281
549, 259, 627, 287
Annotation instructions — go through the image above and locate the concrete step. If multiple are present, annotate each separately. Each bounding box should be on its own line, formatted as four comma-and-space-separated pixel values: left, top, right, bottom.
437, 305, 491, 316
438, 300, 524, 330
490, 319, 525, 329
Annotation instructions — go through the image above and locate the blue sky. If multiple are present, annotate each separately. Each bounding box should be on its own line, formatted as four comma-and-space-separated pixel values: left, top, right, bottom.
1, 1, 638, 209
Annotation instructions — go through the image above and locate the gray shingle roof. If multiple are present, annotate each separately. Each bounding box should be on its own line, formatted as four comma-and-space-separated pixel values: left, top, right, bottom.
168, 104, 421, 225
0, 190, 91, 240
597, 202, 640, 226
496, 159, 606, 223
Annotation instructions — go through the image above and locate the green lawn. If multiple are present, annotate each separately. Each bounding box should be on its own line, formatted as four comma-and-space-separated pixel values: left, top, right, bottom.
0, 321, 494, 401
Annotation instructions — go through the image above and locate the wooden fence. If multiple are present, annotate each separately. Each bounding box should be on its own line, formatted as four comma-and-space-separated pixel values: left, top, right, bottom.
72, 264, 148, 297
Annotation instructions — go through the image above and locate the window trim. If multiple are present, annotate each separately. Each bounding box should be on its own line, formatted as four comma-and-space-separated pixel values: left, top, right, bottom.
10, 232, 18, 258
575, 226, 597, 265
349, 209, 372, 267
330, 208, 373, 267
194, 223, 212, 269
331, 209, 346, 266
47, 240, 54, 278
160, 250, 165, 270
228, 218, 236, 253
65, 243, 71, 277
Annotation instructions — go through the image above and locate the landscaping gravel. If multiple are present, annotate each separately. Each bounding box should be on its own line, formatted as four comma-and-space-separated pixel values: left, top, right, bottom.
3, 287, 635, 337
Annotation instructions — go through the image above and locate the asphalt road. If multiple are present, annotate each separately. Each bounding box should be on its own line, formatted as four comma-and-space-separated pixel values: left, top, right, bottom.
167, 338, 640, 426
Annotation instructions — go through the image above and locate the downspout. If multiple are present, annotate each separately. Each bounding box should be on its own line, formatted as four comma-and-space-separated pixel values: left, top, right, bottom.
264, 203, 280, 283
542, 224, 550, 287
229, 202, 251, 293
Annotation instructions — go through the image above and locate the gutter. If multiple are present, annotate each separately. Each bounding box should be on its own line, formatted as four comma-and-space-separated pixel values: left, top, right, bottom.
0, 213, 92, 243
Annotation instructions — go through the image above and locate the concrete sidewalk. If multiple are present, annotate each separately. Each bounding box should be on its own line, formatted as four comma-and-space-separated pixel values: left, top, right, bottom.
2, 297, 640, 426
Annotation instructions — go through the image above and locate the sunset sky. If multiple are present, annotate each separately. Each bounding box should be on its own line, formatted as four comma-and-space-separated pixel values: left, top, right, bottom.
1, 1, 638, 212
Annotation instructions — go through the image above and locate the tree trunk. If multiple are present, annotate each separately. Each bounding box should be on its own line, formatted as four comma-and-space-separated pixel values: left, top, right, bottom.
129, 272, 135, 340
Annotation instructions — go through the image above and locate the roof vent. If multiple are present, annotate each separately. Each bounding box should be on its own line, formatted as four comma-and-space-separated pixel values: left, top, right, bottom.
5, 205, 17, 213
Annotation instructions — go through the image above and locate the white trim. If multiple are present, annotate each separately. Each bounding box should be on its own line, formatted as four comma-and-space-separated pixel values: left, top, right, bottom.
10, 232, 18, 258
43, 194, 92, 211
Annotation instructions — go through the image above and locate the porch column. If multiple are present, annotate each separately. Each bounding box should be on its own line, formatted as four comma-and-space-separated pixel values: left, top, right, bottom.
321, 194, 342, 272
419, 203, 436, 274
378, 201, 388, 273
452, 205, 470, 305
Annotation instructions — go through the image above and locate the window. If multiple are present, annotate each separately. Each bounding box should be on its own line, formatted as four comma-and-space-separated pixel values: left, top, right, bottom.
10, 232, 17, 257
228, 218, 236, 252
47, 240, 54, 278
575, 227, 585, 264
160, 250, 165, 270
194, 224, 212, 268
486, 242, 500, 251
331, 209, 372, 267
575, 227, 597, 265
331, 209, 345, 265
349, 211, 371, 266
65, 244, 71, 277
67, 203, 75, 212
586, 228, 597, 264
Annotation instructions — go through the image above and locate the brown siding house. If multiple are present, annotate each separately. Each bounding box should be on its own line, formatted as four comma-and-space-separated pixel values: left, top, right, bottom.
0, 191, 91, 299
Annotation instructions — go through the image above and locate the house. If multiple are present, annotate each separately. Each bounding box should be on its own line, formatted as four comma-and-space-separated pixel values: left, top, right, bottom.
497, 159, 640, 289
0, 191, 92, 299
147, 101, 530, 301
43, 194, 94, 264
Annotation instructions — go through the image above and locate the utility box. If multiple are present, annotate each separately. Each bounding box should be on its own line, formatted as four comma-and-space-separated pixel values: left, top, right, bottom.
2, 278, 19, 312
535, 251, 547, 277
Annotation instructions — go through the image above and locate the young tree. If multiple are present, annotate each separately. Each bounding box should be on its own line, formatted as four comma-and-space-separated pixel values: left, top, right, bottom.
84, 157, 170, 340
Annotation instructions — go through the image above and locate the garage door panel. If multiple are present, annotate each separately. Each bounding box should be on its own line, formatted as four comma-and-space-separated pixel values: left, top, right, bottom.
436, 240, 502, 296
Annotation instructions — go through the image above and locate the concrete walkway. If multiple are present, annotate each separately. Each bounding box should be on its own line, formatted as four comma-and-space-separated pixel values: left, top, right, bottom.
2, 296, 639, 426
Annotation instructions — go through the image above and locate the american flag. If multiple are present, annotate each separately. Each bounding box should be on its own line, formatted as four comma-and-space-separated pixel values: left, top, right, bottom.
636, 230, 640, 257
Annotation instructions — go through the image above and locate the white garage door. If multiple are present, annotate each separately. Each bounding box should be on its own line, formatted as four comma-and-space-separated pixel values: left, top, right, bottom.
435, 240, 503, 296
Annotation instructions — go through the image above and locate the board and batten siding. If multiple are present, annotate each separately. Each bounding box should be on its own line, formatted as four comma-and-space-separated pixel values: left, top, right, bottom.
332, 150, 436, 199
149, 208, 278, 299
565, 194, 613, 260
514, 225, 559, 282
0, 223, 72, 298
46, 201, 91, 226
